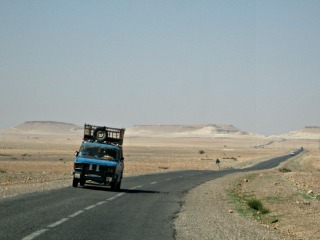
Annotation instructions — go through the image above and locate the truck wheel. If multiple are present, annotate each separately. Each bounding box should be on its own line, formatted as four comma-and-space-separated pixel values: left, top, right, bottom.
72, 177, 79, 187
111, 179, 121, 191
93, 127, 108, 142
110, 181, 117, 191
116, 179, 122, 191
80, 179, 85, 186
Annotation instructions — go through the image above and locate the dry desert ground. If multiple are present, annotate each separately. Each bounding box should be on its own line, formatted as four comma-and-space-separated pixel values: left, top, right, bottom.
0, 124, 319, 239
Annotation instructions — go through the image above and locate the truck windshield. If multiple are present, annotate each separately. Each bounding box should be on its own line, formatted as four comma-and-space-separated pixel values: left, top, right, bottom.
79, 146, 118, 161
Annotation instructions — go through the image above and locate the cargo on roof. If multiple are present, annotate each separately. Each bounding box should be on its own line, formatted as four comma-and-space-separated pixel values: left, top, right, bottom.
83, 123, 125, 146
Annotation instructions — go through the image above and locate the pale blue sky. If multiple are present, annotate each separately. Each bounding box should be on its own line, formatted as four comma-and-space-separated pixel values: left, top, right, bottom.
1, 0, 319, 135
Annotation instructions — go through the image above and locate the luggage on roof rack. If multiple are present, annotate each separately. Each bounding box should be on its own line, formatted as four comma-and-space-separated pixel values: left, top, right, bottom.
83, 124, 125, 146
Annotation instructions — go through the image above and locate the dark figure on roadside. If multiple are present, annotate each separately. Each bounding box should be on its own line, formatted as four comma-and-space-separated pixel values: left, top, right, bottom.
216, 158, 221, 170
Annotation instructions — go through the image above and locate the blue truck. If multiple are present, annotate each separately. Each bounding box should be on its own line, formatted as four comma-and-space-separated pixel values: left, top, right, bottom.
72, 124, 125, 191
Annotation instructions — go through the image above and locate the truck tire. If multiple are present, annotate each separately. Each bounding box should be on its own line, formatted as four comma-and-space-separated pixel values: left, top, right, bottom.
72, 177, 79, 187
111, 179, 121, 191
80, 178, 85, 186
116, 179, 122, 191
93, 127, 108, 142
110, 181, 116, 191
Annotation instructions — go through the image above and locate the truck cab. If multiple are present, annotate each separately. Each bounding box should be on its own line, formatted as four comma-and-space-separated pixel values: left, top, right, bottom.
72, 124, 125, 191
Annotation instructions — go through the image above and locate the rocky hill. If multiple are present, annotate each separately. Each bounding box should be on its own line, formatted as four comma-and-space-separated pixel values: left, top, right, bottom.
279, 126, 320, 139
10, 121, 82, 134
5, 122, 319, 139
126, 124, 249, 137
3, 122, 249, 138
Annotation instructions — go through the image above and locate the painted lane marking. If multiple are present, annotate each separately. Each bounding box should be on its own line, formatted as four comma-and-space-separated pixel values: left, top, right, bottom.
150, 182, 157, 185
22, 189, 129, 239
48, 218, 69, 228
85, 205, 96, 210
166, 178, 171, 181
22, 229, 48, 240
130, 185, 142, 190
107, 192, 125, 201
96, 201, 106, 205
68, 210, 83, 218
107, 196, 118, 201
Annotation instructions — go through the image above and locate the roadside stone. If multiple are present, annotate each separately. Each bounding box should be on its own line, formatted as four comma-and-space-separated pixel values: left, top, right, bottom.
175, 174, 288, 240
307, 190, 313, 194
303, 200, 311, 205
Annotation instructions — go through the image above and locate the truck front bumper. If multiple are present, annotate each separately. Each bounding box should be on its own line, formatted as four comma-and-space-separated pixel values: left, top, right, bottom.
73, 170, 115, 183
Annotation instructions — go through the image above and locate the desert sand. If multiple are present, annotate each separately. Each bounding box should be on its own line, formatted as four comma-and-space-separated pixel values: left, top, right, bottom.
0, 122, 319, 239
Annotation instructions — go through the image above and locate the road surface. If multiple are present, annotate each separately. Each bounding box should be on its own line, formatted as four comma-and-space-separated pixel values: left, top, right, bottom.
0, 150, 302, 240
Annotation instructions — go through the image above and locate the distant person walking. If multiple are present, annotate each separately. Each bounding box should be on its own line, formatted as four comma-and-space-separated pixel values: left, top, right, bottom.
216, 158, 220, 170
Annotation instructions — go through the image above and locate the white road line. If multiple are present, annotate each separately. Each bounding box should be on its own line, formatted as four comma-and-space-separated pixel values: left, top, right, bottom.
48, 218, 69, 228
22, 229, 48, 240
166, 178, 171, 181
85, 205, 96, 210
96, 201, 106, 205
150, 182, 157, 185
107, 196, 118, 201
69, 210, 83, 218
22, 192, 127, 239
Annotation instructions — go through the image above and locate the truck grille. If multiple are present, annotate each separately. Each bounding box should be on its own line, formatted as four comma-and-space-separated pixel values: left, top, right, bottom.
74, 163, 114, 175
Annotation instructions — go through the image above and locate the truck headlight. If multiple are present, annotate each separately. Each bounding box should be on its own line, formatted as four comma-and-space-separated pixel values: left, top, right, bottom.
74, 163, 83, 169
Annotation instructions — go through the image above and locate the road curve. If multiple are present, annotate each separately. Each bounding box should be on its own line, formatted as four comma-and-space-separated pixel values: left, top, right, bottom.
0, 149, 302, 240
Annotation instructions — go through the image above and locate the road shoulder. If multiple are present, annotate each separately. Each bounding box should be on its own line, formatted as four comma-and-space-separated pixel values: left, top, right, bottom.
174, 172, 290, 240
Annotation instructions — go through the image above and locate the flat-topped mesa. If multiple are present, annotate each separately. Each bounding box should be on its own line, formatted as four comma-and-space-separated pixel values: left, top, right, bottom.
127, 124, 248, 136
14, 121, 81, 133
300, 126, 320, 133
279, 126, 320, 139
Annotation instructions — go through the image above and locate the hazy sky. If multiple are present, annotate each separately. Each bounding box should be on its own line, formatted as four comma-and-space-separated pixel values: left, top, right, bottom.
1, 1, 319, 135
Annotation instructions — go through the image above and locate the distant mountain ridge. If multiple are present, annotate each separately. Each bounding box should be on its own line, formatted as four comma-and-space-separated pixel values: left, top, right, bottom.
7, 122, 249, 137
12, 121, 82, 134
126, 124, 249, 137
5, 121, 320, 139
278, 126, 320, 139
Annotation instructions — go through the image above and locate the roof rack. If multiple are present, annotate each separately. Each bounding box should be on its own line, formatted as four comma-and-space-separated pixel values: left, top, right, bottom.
83, 123, 125, 146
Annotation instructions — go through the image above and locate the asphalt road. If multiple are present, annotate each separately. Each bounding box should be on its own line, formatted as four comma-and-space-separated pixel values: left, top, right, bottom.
0, 149, 302, 240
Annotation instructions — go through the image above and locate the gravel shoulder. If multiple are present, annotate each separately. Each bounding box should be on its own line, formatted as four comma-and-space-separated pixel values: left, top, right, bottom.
174, 172, 289, 240
174, 150, 320, 240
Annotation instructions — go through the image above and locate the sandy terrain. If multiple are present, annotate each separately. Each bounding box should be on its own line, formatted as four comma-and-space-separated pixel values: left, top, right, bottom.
0, 122, 319, 239
175, 148, 320, 240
